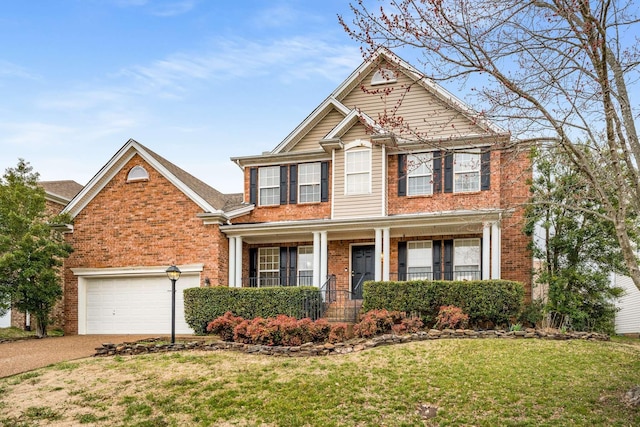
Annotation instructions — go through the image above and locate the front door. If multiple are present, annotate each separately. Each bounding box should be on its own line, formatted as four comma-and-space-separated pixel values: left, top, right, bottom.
351, 245, 375, 299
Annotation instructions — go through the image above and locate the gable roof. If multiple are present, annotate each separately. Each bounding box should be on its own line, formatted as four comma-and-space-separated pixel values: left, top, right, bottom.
270, 47, 507, 155
63, 139, 242, 219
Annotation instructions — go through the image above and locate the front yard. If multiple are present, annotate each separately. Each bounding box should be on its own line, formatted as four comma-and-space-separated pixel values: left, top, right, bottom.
1, 338, 639, 426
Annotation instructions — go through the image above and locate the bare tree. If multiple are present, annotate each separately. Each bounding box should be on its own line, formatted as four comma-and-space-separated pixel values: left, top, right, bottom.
340, 0, 640, 291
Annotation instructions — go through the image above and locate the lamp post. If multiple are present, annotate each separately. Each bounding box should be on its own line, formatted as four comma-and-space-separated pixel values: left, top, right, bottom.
165, 265, 181, 344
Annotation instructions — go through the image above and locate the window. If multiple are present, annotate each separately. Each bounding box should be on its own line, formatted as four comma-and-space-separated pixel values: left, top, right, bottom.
127, 165, 149, 182
371, 68, 397, 85
258, 247, 280, 287
454, 151, 481, 193
259, 166, 280, 206
454, 238, 480, 280
407, 241, 432, 280
297, 246, 314, 286
346, 150, 370, 194
298, 163, 321, 203
407, 153, 433, 196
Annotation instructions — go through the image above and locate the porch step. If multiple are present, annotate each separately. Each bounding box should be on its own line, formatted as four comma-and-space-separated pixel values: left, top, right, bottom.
323, 300, 363, 323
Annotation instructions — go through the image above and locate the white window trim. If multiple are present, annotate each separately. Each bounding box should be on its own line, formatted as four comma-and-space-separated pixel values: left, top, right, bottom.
298, 163, 321, 204
344, 148, 371, 195
258, 166, 280, 206
453, 151, 481, 193
258, 247, 280, 286
297, 246, 314, 286
127, 165, 149, 182
407, 153, 433, 196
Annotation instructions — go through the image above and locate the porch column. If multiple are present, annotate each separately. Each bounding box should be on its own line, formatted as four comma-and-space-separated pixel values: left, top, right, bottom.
320, 231, 328, 287
482, 223, 491, 280
374, 228, 383, 281
313, 232, 321, 286
382, 227, 390, 281
228, 237, 236, 286
491, 222, 501, 279
234, 236, 243, 287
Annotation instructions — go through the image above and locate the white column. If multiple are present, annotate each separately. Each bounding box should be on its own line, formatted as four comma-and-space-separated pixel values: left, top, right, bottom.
313, 232, 321, 286
482, 224, 491, 280
491, 222, 501, 279
234, 236, 243, 287
320, 231, 328, 287
228, 237, 236, 286
374, 228, 383, 281
382, 227, 390, 281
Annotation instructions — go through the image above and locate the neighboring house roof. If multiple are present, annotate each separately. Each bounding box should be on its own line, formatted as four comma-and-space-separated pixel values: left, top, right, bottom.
62, 139, 242, 219
40, 180, 84, 206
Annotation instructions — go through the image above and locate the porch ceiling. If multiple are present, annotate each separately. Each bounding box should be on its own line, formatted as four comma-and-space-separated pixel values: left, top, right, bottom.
221, 209, 507, 244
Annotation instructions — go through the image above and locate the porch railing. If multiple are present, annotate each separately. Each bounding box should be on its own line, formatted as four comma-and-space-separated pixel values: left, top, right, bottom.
389, 270, 482, 282
242, 274, 314, 288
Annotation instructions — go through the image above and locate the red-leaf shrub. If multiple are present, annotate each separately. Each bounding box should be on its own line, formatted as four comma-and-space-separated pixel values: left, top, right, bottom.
328, 323, 352, 343
229, 314, 332, 346
435, 305, 469, 330
354, 309, 425, 337
401, 316, 424, 333
206, 311, 244, 341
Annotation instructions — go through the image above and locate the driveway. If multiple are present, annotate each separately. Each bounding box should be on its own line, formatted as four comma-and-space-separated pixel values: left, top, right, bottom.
0, 335, 155, 378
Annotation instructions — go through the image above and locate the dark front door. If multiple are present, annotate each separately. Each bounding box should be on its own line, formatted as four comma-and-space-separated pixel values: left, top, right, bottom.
351, 245, 375, 299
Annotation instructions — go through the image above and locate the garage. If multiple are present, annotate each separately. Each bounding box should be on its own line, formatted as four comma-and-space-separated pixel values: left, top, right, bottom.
76, 266, 202, 335
0, 309, 10, 328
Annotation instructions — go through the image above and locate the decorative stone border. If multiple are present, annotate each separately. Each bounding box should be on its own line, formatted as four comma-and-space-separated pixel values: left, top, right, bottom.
94, 328, 610, 358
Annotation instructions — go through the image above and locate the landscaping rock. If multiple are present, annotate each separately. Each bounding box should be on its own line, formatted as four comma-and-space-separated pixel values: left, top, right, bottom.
622, 386, 640, 407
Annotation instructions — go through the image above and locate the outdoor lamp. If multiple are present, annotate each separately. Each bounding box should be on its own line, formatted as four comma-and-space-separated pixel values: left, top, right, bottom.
165, 265, 181, 344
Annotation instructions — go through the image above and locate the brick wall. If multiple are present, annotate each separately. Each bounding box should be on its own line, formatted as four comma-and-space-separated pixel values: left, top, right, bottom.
62, 154, 225, 334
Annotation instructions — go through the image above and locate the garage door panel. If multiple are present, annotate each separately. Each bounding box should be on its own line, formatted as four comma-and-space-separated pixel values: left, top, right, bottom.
85, 275, 196, 334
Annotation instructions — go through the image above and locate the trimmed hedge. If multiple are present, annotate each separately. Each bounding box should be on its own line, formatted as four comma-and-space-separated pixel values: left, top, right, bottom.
362, 280, 524, 327
184, 286, 324, 334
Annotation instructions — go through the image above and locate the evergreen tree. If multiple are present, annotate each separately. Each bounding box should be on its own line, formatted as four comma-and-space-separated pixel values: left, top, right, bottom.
0, 159, 72, 337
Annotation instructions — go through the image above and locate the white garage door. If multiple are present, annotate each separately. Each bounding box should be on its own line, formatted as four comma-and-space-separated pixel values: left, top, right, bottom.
0, 309, 10, 328
85, 274, 197, 334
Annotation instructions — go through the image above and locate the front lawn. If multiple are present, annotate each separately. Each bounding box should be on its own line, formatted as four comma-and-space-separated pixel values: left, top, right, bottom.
0, 339, 639, 426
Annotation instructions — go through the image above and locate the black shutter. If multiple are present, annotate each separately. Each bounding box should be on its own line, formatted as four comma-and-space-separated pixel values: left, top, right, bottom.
289, 247, 297, 286
280, 165, 288, 205
444, 152, 453, 193
433, 151, 442, 193
249, 168, 258, 205
444, 240, 453, 281
433, 241, 442, 280
289, 164, 298, 204
398, 154, 407, 196
321, 161, 329, 202
279, 247, 288, 286
249, 248, 258, 287
398, 241, 407, 281
481, 149, 491, 191
479, 237, 483, 279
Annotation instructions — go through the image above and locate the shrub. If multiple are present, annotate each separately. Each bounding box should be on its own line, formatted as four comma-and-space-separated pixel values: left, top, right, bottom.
206, 311, 244, 341
227, 314, 331, 346
184, 286, 324, 334
328, 323, 352, 343
435, 305, 469, 330
353, 309, 403, 338
363, 279, 524, 328
518, 299, 545, 327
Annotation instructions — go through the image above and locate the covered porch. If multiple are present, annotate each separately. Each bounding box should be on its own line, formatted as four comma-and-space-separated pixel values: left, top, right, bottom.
221, 209, 506, 298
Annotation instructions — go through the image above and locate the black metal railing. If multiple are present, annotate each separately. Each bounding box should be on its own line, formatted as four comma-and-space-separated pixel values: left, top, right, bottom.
242, 274, 315, 288
389, 270, 482, 281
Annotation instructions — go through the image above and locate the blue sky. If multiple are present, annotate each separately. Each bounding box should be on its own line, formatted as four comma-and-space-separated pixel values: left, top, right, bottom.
0, 0, 382, 193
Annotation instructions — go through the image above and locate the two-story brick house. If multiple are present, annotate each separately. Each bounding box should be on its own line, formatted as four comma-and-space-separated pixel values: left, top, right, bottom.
59, 48, 531, 335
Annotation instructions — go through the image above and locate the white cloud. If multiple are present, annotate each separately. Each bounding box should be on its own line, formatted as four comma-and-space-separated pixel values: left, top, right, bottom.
112, 0, 198, 16
0, 60, 40, 81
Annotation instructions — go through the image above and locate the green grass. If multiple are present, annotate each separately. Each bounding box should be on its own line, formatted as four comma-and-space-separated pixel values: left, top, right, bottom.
1, 339, 639, 426
0, 326, 64, 340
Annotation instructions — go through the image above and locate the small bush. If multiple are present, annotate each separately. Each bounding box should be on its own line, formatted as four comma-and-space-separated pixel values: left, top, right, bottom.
353, 309, 412, 338
435, 305, 469, 330
226, 314, 331, 346
206, 311, 244, 341
328, 323, 352, 343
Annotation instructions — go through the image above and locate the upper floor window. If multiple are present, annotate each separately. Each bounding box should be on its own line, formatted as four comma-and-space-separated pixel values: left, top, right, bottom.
127, 165, 149, 182
407, 241, 432, 280
345, 149, 371, 195
407, 153, 433, 196
454, 238, 480, 280
454, 151, 481, 193
298, 163, 321, 203
259, 166, 280, 206
371, 68, 397, 85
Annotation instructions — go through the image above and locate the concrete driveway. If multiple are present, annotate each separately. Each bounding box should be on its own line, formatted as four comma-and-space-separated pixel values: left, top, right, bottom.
0, 335, 155, 378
